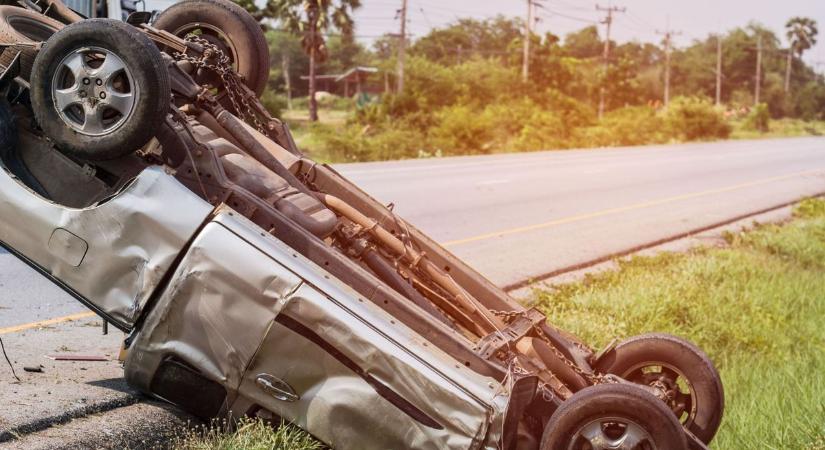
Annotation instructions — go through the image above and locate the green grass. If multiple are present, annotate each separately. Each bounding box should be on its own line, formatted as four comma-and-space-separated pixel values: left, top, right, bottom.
179, 199, 825, 449
171, 418, 323, 450
530, 197, 825, 449
730, 118, 825, 140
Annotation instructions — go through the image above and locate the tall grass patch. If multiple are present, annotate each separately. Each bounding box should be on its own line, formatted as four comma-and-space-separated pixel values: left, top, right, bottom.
532, 198, 825, 449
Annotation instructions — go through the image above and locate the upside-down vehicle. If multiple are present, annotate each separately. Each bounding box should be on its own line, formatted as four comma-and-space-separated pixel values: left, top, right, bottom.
0, 1, 724, 448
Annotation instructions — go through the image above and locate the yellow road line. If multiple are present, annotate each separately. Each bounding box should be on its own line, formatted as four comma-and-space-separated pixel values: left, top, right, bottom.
1, 169, 821, 333
443, 168, 824, 247
0, 312, 96, 335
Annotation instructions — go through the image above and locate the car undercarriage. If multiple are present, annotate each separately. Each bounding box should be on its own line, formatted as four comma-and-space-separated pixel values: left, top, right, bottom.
0, 2, 724, 448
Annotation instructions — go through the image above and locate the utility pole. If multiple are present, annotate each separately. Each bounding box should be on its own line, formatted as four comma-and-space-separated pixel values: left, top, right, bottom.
397, 0, 408, 94
596, 3, 625, 119
282, 54, 292, 110
307, 4, 319, 122
715, 34, 722, 105
656, 27, 682, 109
522, 0, 533, 82
754, 35, 762, 105
784, 47, 793, 93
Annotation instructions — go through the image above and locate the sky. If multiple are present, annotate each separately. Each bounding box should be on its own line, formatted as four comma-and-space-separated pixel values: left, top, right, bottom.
351, 0, 825, 68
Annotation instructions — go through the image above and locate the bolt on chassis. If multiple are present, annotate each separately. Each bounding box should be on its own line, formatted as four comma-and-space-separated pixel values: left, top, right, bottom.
0, 1, 723, 449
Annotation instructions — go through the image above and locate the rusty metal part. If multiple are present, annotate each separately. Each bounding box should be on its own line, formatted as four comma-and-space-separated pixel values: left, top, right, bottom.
139, 24, 189, 54
474, 308, 545, 360
316, 193, 507, 337
516, 338, 588, 392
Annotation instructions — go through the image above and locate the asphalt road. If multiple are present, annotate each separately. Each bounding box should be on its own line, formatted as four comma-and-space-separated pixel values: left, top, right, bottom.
2, 137, 825, 328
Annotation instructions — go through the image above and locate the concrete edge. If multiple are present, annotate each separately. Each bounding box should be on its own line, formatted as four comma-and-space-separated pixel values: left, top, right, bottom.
503, 193, 825, 294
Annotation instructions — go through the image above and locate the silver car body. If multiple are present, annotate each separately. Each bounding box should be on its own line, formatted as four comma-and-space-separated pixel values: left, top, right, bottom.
0, 164, 509, 449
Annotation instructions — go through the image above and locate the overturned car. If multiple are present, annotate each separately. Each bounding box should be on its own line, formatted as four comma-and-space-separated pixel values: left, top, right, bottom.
0, 2, 724, 449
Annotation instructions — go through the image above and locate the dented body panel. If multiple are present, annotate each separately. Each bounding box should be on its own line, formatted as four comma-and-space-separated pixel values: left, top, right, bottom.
0, 166, 212, 329
125, 209, 508, 449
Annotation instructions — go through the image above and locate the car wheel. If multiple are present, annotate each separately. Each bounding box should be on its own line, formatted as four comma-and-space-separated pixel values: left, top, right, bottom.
0, 98, 16, 158
0, 6, 64, 80
594, 333, 724, 444
152, 0, 269, 96
540, 384, 688, 450
30, 19, 170, 160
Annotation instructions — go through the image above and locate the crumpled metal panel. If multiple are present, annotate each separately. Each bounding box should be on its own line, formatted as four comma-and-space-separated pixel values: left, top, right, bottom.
126, 209, 508, 449
0, 166, 213, 328
125, 217, 304, 395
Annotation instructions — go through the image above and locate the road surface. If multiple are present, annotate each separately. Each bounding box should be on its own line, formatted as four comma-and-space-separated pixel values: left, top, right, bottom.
2, 137, 825, 328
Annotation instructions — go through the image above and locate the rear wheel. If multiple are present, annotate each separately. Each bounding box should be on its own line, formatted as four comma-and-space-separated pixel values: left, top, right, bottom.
541, 384, 688, 450
594, 334, 724, 444
152, 0, 269, 96
0, 6, 63, 80
30, 19, 170, 160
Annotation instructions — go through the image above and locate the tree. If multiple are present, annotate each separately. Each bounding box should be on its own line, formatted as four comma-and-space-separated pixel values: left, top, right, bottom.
563, 26, 605, 59
270, 0, 361, 122
784, 17, 818, 92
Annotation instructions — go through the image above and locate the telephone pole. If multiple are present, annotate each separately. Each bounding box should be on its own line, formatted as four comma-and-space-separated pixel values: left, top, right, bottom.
397, 0, 408, 94
522, 0, 533, 82
656, 27, 681, 109
754, 35, 762, 105
715, 34, 722, 105
596, 3, 625, 119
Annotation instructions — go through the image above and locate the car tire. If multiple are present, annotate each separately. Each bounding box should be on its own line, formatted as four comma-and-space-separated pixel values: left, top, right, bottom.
152, 0, 269, 96
30, 19, 170, 160
0, 98, 16, 159
0, 6, 64, 80
594, 333, 724, 444
540, 384, 689, 450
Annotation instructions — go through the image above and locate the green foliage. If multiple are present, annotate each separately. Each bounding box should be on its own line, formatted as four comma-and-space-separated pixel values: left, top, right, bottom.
794, 197, 825, 219
172, 418, 322, 450
563, 26, 603, 59
664, 96, 731, 140
259, 89, 286, 118
533, 203, 825, 449
744, 103, 771, 132
269, 14, 825, 162
582, 106, 667, 147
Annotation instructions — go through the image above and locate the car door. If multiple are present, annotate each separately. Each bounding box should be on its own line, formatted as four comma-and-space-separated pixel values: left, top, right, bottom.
0, 165, 213, 330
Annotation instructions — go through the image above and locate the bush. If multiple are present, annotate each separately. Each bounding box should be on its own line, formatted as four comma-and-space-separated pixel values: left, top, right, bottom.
515, 110, 569, 151
664, 96, 731, 141
307, 122, 429, 162
428, 104, 496, 155
582, 106, 667, 147
744, 103, 770, 132
260, 89, 286, 118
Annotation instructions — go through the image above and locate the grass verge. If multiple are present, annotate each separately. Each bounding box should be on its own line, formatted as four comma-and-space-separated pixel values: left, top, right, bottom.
177, 198, 825, 449
531, 197, 825, 449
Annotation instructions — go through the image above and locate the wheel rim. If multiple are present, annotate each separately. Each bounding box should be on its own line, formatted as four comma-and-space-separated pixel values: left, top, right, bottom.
173, 23, 239, 70
568, 417, 656, 450
51, 46, 138, 136
622, 362, 697, 427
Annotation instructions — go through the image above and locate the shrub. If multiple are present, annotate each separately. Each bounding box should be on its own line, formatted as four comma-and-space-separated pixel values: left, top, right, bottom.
664, 96, 731, 141
428, 105, 496, 155
260, 89, 286, 118
583, 106, 667, 147
744, 103, 770, 132
308, 122, 429, 162
515, 110, 569, 151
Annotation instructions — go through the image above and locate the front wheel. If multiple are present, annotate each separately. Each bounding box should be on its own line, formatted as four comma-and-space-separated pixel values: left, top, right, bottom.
30, 19, 170, 160
594, 333, 724, 444
541, 384, 688, 450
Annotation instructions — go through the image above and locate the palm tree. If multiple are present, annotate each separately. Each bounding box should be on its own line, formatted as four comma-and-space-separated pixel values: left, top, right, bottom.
784, 17, 818, 93
272, 0, 361, 122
